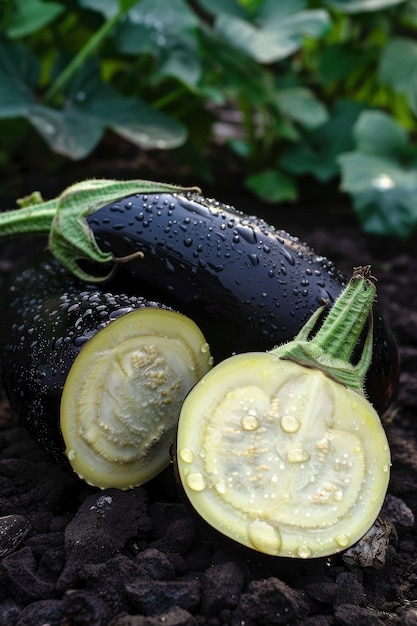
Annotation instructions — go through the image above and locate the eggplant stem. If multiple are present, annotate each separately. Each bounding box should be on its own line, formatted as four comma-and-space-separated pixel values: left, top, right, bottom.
0, 179, 200, 282
272, 266, 376, 396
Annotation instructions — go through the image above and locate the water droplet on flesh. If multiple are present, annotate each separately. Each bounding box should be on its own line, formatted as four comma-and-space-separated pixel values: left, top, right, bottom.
179, 448, 194, 463
280, 415, 301, 433
296, 544, 312, 559
286, 448, 310, 463
186, 473, 207, 492
247, 520, 282, 555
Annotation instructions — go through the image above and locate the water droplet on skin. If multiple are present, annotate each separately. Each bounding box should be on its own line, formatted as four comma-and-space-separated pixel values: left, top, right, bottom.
247, 520, 282, 555
296, 544, 312, 559
236, 224, 257, 244
200, 342, 210, 354
186, 473, 207, 491
280, 415, 301, 433
179, 448, 194, 463
67, 449, 76, 460
286, 448, 310, 463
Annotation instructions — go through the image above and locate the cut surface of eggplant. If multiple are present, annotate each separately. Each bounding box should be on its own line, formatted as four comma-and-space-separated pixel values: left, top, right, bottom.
61, 307, 212, 488
176, 355, 390, 559
176, 267, 391, 559
0, 257, 212, 489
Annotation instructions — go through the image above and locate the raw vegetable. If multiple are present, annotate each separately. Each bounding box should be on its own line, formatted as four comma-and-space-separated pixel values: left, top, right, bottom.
0, 179, 399, 414
0, 257, 212, 489
176, 266, 391, 559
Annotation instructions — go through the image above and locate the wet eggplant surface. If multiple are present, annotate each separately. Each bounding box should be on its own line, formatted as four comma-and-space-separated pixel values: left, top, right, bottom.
0, 213, 416, 626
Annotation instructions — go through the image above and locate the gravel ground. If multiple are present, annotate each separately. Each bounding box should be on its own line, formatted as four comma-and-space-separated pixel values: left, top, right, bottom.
0, 192, 416, 626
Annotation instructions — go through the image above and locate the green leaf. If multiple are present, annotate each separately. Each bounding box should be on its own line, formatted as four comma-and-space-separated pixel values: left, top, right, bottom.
319, 44, 372, 84
353, 109, 408, 155
245, 169, 298, 203
29, 104, 105, 159
115, 0, 201, 87
325, 0, 407, 13
379, 37, 417, 116
0, 38, 185, 159
78, 0, 119, 19
194, 0, 247, 18
338, 110, 417, 238
280, 99, 365, 181
0, 36, 40, 117
274, 87, 329, 130
215, 1, 329, 64
53, 61, 187, 156
5, 0, 64, 38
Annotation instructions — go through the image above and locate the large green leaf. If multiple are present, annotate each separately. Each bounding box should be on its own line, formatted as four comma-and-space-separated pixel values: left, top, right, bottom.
325, 0, 407, 13
379, 37, 417, 117
115, 0, 201, 87
78, 0, 119, 19
245, 168, 298, 203
194, 0, 247, 18
5, 0, 64, 38
338, 110, 417, 238
274, 88, 328, 130
215, 0, 330, 64
280, 99, 365, 182
0, 38, 185, 159
0, 36, 40, 117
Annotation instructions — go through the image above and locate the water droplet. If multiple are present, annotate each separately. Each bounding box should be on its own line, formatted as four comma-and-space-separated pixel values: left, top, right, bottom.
186, 473, 207, 492
296, 544, 312, 559
247, 520, 282, 555
248, 253, 259, 266
241, 413, 259, 431
335, 534, 350, 548
279, 245, 295, 265
184, 237, 193, 247
215, 480, 227, 495
67, 449, 76, 460
334, 489, 343, 502
179, 448, 194, 463
280, 415, 301, 433
200, 342, 210, 354
286, 448, 310, 463
236, 224, 257, 244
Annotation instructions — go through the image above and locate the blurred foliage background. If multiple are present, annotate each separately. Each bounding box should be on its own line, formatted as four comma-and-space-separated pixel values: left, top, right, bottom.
1, 0, 417, 238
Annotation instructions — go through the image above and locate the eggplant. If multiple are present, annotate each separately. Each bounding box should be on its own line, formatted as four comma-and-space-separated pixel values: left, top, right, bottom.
0, 257, 212, 489
176, 267, 391, 559
0, 179, 399, 414
84, 192, 398, 415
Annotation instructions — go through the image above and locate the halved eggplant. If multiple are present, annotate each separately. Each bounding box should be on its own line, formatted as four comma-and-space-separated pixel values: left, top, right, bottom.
176, 267, 391, 559
0, 257, 212, 489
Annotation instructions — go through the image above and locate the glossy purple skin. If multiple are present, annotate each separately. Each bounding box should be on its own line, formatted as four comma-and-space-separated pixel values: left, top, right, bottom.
0, 257, 171, 468
86, 192, 399, 415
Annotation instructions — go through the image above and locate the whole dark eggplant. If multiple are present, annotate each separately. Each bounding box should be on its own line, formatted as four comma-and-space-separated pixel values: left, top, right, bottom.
0, 257, 212, 489
84, 191, 399, 415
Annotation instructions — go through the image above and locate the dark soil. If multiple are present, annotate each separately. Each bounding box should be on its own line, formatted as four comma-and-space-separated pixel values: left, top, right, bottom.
0, 162, 416, 626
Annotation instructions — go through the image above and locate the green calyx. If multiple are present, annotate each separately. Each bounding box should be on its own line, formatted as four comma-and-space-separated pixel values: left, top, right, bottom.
272, 266, 376, 395
0, 178, 200, 281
